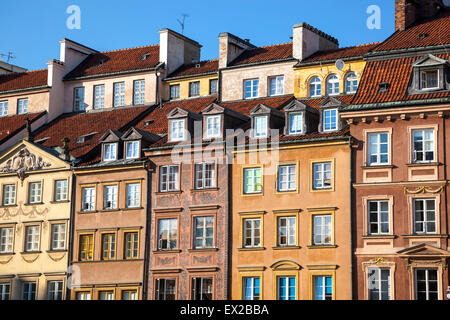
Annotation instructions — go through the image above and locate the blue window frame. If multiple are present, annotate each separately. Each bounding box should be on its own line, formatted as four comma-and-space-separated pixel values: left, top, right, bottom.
243, 277, 260, 300
313, 276, 332, 300
277, 276, 296, 300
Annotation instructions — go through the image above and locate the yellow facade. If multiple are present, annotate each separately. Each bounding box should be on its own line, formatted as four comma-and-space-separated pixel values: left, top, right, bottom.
294, 60, 366, 98
0, 140, 72, 300
165, 74, 218, 100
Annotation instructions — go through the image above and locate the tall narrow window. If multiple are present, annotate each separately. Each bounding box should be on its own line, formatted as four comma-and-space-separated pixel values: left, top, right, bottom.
313, 162, 332, 190
243, 277, 260, 300
194, 216, 214, 249
243, 218, 261, 248
345, 72, 358, 93
17, 98, 28, 114
124, 232, 139, 259
209, 79, 218, 94
79, 234, 93, 261
278, 216, 296, 247
205, 115, 221, 138
101, 233, 116, 260
244, 79, 259, 99
126, 141, 140, 159
412, 129, 435, 163
253, 116, 268, 138
368, 200, 390, 235
113, 82, 125, 107
22, 282, 36, 300
323, 109, 338, 132
0, 283, 10, 300
133, 80, 145, 105
81, 187, 95, 211
0, 227, 13, 253
288, 113, 303, 135
243, 167, 262, 194
160, 165, 179, 192
170, 85, 180, 99
103, 185, 118, 210
73, 87, 85, 111
158, 219, 177, 250
413, 199, 436, 234
170, 119, 185, 142
368, 132, 389, 165
326, 74, 339, 95
155, 279, 176, 300
28, 182, 42, 204
51, 224, 66, 250
0, 101, 8, 116
194, 162, 215, 189
126, 183, 140, 208
103, 143, 117, 161
312, 215, 332, 245
192, 277, 213, 300
47, 281, 64, 300
309, 77, 321, 97
277, 165, 297, 192
54, 180, 68, 202
25, 225, 40, 252
313, 276, 332, 300
277, 276, 296, 300
189, 81, 200, 97
415, 269, 438, 300
368, 268, 391, 300
269, 76, 284, 96
2, 184, 15, 206
93, 85, 105, 109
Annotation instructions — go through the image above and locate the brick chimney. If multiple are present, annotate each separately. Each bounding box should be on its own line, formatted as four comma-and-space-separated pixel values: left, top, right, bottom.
395, 0, 443, 31
218, 33, 256, 69
292, 23, 339, 62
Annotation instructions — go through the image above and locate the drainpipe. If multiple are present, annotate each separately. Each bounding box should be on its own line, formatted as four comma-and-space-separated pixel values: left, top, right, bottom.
348, 136, 355, 300
218, 69, 223, 103
155, 63, 164, 108
66, 166, 77, 300
442, 116, 449, 292
142, 161, 152, 299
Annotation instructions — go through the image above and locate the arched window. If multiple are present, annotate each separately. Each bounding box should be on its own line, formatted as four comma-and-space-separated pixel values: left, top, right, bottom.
326, 74, 339, 96
345, 72, 358, 93
309, 77, 322, 97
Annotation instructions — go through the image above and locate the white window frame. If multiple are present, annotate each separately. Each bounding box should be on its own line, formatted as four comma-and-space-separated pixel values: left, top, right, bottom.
205, 115, 221, 139
133, 80, 145, 105
368, 132, 389, 166
2, 184, 15, 206
159, 165, 179, 192
309, 77, 322, 97
253, 116, 268, 138
47, 280, 64, 300
288, 112, 303, 135
170, 119, 186, 142
243, 167, 262, 194
189, 81, 200, 97
113, 82, 125, 107
103, 143, 117, 162
313, 276, 333, 300
73, 87, 85, 111
269, 75, 284, 96
244, 79, 259, 99
368, 200, 390, 235
323, 109, 338, 132
54, 180, 68, 202
93, 84, 105, 109
312, 215, 332, 245
158, 218, 178, 250
367, 267, 391, 300
277, 216, 296, 247
51, 223, 66, 250
194, 216, 214, 249
28, 182, 42, 204
194, 162, 216, 189
313, 162, 332, 190
243, 218, 261, 248
277, 164, 297, 192
0, 227, 13, 253
243, 277, 260, 300
420, 70, 439, 90
25, 225, 40, 252
345, 72, 358, 93
277, 276, 296, 300
415, 268, 439, 300
126, 183, 140, 208
413, 199, 437, 234
412, 129, 435, 163
210, 79, 218, 94
103, 185, 118, 210
326, 74, 340, 96
170, 84, 180, 99
81, 187, 96, 212
17, 98, 28, 114
0, 101, 8, 116
125, 140, 140, 159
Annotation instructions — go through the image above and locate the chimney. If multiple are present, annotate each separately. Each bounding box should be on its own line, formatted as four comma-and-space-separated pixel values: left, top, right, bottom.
218, 33, 256, 69
23, 117, 33, 142
59, 137, 70, 161
292, 23, 339, 62
159, 28, 202, 76
395, 0, 443, 31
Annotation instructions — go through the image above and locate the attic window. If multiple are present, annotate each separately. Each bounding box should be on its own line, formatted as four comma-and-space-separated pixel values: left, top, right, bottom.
144, 120, 154, 127
98, 59, 105, 67
418, 33, 429, 39
195, 64, 201, 68
141, 54, 150, 61
76, 132, 98, 143
420, 70, 439, 90
378, 82, 390, 93
34, 137, 50, 144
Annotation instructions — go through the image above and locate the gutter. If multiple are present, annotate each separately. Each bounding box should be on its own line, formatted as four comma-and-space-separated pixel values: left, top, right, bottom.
0, 85, 50, 95
165, 71, 218, 82
342, 97, 450, 112
219, 58, 297, 71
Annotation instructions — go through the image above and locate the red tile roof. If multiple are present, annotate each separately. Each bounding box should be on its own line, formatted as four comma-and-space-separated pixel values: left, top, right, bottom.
301, 43, 381, 63
34, 106, 152, 162
64, 45, 160, 80
351, 54, 450, 106
373, 11, 450, 52
0, 69, 48, 93
221, 95, 294, 114
298, 95, 354, 110
167, 60, 218, 79
229, 43, 293, 67
0, 112, 46, 145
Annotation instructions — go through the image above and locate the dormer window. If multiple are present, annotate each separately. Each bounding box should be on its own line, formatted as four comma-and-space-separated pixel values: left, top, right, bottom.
420, 70, 439, 90
205, 115, 221, 139
125, 141, 140, 159
170, 119, 186, 142
103, 143, 117, 161
254, 116, 268, 138
323, 109, 338, 132
288, 112, 303, 135
410, 55, 449, 93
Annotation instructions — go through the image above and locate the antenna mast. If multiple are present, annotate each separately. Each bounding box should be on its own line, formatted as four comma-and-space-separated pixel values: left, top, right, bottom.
0, 52, 16, 63
177, 14, 189, 35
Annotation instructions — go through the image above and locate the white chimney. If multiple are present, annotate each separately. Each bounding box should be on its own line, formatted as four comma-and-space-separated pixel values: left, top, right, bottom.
292, 23, 339, 62
218, 33, 255, 69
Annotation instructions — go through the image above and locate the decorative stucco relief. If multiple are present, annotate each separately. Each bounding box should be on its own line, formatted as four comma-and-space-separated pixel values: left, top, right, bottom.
0, 202, 48, 220
0, 147, 51, 180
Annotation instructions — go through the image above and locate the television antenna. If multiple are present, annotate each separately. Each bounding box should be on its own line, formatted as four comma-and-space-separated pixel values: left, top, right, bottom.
177, 14, 189, 35
0, 52, 16, 63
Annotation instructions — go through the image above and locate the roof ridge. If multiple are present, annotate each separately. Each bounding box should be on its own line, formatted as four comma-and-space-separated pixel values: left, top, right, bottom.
0, 68, 47, 77
99, 43, 159, 54
256, 42, 293, 49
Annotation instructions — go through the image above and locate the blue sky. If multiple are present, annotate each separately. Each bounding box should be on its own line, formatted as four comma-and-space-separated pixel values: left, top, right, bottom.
0, 0, 395, 71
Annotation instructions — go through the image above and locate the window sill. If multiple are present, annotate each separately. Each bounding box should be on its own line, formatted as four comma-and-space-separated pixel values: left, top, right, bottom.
307, 245, 337, 249
21, 251, 42, 254
46, 250, 68, 254
188, 248, 219, 253
155, 191, 182, 195
99, 208, 120, 213
272, 246, 301, 250
0, 252, 15, 256
153, 250, 181, 254
190, 188, 219, 192
406, 162, 441, 167
237, 247, 266, 252
401, 234, 447, 239
121, 207, 144, 211
0, 204, 17, 208
24, 202, 44, 206
361, 165, 395, 169
50, 200, 70, 204
78, 210, 98, 214
362, 235, 396, 240
242, 192, 263, 197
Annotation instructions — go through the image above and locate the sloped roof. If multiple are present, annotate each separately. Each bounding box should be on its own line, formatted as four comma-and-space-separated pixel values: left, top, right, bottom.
0, 69, 48, 94
64, 44, 160, 80
300, 43, 381, 64
0, 112, 47, 145
229, 43, 294, 67
167, 59, 219, 79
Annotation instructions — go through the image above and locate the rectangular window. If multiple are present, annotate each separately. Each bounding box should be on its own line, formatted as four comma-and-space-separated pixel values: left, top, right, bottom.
312, 215, 332, 245
421, 70, 439, 90
413, 199, 436, 234
170, 85, 180, 99
73, 87, 85, 111
0, 227, 13, 253
412, 129, 435, 163
122, 290, 138, 300
170, 119, 185, 142
2, 184, 15, 206
192, 277, 213, 300
47, 281, 63, 300
103, 185, 118, 210
79, 234, 93, 261
368, 200, 390, 235
368, 132, 389, 165
81, 187, 95, 211
17, 98, 28, 114
253, 116, 267, 138
209, 79, 218, 94
243, 218, 261, 248
243, 167, 262, 194
99, 290, 114, 300
25, 225, 40, 252
133, 80, 145, 105
124, 232, 139, 259
159, 165, 179, 192
103, 143, 117, 161
0, 101, 8, 116
101, 233, 116, 260
277, 276, 296, 300
313, 276, 332, 300
126, 183, 140, 208
156, 279, 176, 300
313, 162, 332, 190
368, 268, 391, 300
0, 283, 10, 300
194, 162, 215, 189
269, 76, 284, 96
243, 277, 260, 300
76, 291, 91, 300
93, 85, 105, 109
244, 79, 259, 99
28, 182, 42, 204
205, 115, 221, 138
323, 109, 338, 132
113, 82, 125, 107
22, 282, 36, 300
415, 269, 438, 300
51, 223, 66, 250
288, 113, 303, 135
277, 165, 297, 192
126, 140, 140, 159
54, 180, 68, 202
158, 219, 177, 250
189, 81, 200, 97
278, 216, 296, 247
194, 216, 214, 249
